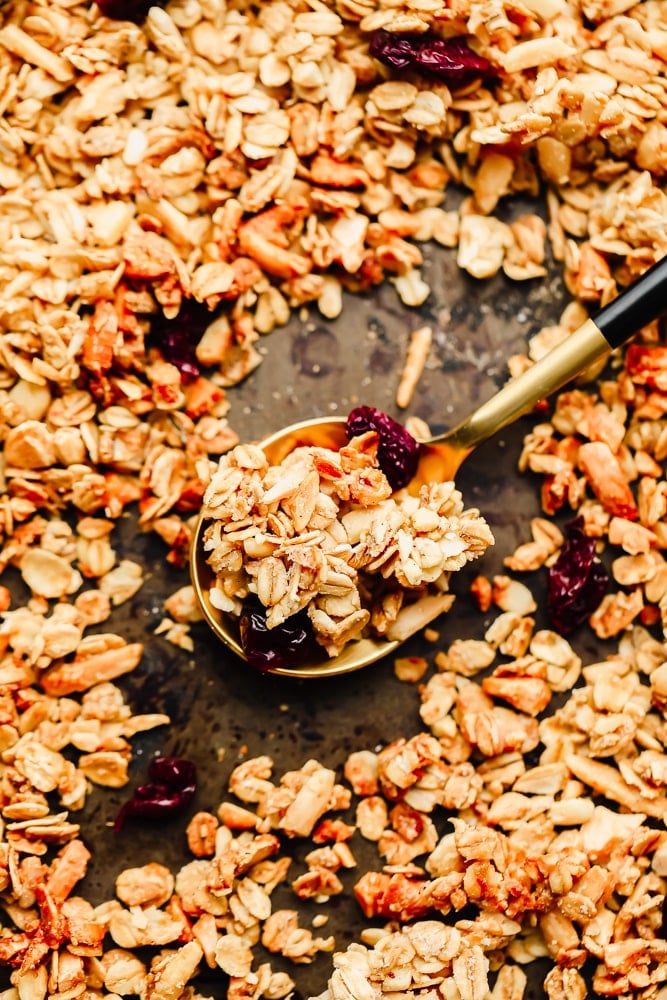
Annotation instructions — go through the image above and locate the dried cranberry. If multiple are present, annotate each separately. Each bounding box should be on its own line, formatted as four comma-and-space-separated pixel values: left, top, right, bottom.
369, 33, 417, 70
547, 517, 609, 636
114, 755, 196, 831
369, 30, 491, 85
96, 0, 164, 22
149, 299, 215, 380
346, 405, 420, 490
240, 596, 322, 671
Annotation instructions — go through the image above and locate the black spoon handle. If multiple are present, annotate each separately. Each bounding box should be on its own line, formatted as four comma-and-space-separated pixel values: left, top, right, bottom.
596, 254, 667, 349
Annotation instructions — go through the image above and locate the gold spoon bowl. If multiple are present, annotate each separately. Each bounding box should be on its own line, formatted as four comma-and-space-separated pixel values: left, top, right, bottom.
190, 418, 398, 678
191, 255, 667, 678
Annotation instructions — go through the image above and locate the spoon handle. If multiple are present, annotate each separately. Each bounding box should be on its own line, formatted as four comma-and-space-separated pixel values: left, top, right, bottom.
431, 254, 667, 454
596, 254, 667, 348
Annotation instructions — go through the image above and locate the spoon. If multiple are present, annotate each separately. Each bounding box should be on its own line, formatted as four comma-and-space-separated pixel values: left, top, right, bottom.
191, 254, 667, 679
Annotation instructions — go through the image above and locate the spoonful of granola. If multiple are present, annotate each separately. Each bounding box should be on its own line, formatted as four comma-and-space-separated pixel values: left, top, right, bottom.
191, 254, 667, 678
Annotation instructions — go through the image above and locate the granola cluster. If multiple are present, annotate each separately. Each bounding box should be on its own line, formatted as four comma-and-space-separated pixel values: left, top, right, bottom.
509, 323, 667, 642
200, 435, 493, 656
3, 605, 664, 1000
1, 0, 666, 403
0, 0, 664, 615
311, 622, 667, 1000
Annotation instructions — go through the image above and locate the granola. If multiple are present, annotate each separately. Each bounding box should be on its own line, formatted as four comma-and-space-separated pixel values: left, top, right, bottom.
200, 432, 493, 656
0, 0, 665, 995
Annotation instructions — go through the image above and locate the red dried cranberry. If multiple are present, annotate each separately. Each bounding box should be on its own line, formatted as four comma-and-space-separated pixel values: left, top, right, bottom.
114, 755, 196, 831
369, 30, 491, 85
547, 517, 609, 636
240, 596, 322, 671
149, 299, 215, 380
346, 405, 420, 490
96, 0, 164, 21
369, 32, 417, 70
416, 36, 491, 79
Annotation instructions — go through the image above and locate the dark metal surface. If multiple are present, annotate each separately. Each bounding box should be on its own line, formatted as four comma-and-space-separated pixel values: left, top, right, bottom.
80, 241, 574, 998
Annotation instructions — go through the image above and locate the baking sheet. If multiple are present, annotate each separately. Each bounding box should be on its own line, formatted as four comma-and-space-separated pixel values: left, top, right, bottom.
71, 240, 577, 999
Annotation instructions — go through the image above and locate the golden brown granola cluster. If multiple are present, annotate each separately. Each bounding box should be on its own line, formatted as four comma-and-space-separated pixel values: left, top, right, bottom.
200, 436, 493, 656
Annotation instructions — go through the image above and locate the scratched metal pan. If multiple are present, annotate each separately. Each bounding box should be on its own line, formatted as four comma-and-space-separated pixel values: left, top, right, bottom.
57, 241, 588, 999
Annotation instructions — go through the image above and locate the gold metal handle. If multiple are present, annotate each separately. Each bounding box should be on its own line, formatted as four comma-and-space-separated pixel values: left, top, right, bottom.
429, 318, 610, 452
